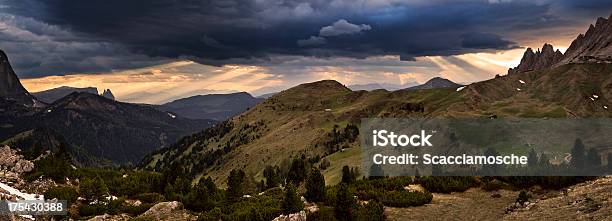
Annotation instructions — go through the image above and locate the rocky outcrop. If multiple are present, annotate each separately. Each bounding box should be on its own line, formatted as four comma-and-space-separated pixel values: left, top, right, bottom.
102, 89, 115, 100
0, 146, 34, 174
559, 13, 612, 65
87, 213, 131, 221
507, 43, 564, 75
0, 50, 38, 107
141, 201, 183, 216
509, 14, 612, 75
272, 211, 307, 221
137, 201, 197, 221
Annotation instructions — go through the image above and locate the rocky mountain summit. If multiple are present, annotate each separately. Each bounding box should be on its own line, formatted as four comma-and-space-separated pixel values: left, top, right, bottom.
507, 44, 564, 75
0, 50, 39, 107
509, 14, 612, 75
102, 89, 116, 100
560, 14, 612, 65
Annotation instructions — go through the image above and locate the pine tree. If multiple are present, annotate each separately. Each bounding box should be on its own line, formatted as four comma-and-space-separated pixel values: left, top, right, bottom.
527, 148, 538, 167
227, 169, 245, 200
79, 175, 109, 202
287, 157, 308, 185
357, 200, 384, 221
335, 183, 355, 221
203, 177, 217, 194
368, 164, 384, 179
305, 168, 325, 202
164, 182, 175, 200
264, 165, 281, 189
319, 158, 331, 170
586, 148, 601, 168
571, 138, 586, 170
516, 190, 529, 205
341, 166, 356, 184
282, 183, 303, 214
184, 179, 214, 211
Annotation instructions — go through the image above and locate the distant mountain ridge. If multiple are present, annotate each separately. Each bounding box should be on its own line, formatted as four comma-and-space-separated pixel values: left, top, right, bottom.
509, 13, 612, 75
0, 50, 215, 166
25, 92, 214, 165
256, 92, 278, 99
348, 82, 418, 91
159, 92, 263, 121
404, 77, 462, 90
32, 86, 99, 103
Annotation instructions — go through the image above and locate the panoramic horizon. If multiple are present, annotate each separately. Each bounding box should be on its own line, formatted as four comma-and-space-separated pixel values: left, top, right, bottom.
1, 1, 612, 220
2, 0, 611, 104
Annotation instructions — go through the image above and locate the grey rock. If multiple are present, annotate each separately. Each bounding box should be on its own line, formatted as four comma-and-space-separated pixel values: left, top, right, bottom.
102, 89, 115, 100
507, 43, 564, 75
0, 50, 39, 107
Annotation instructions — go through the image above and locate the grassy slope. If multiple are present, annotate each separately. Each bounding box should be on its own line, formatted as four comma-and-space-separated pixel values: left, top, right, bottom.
145, 64, 612, 186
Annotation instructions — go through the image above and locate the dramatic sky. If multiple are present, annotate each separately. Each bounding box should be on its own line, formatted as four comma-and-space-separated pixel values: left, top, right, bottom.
1, 0, 611, 103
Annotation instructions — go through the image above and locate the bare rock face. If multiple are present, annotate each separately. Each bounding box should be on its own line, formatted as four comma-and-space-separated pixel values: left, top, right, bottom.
559, 14, 612, 65
87, 213, 131, 221
0, 50, 38, 107
0, 146, 34, 174
273, 211, 307, 221
509, 14, 612, 75
141, 201, 183, 216
138, 201, 197, 221
507, 43, 564, 75
102, 89, 115, 100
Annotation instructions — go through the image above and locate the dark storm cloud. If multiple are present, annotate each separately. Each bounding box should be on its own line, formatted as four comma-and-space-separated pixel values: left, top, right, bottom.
1, 0, 611, 77
461, 32, 519, 50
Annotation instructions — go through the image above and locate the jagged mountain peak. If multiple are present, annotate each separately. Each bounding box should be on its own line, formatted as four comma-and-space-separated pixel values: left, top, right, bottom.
0, 49, 38, 107
559, 13, 612, 65
541, 43, 554, 53
509, 14, 612, 75
102, 89, 115, 100
508, 43, 565, 75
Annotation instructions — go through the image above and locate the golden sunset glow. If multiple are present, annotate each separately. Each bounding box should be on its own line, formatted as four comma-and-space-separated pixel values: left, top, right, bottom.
19, 48, 552, 104
22, 61, 284, 104
19, 34, 588, 104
